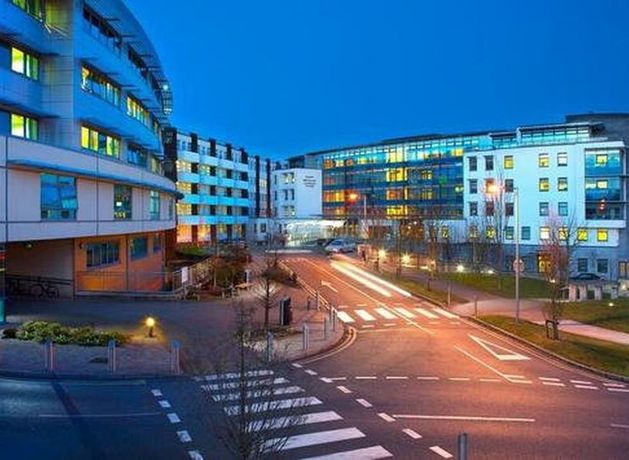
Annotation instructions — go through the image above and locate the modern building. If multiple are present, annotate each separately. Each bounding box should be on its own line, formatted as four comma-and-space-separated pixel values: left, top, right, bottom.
247, 154, 273, 244
1, 0, 177, 296
163, 130, 250, 244
306, 114, 629, 281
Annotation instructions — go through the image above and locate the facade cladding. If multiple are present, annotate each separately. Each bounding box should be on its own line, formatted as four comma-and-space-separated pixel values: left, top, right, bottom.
316, 114, 629, 282
0, 0, 177, 295
164, 129, 272, 244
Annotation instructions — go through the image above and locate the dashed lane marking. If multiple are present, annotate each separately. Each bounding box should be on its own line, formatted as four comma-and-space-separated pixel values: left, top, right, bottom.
570, 380, 593, 385
448, 377, 471, 381
542, 382, 566, 387
362, 325, 375, 328
305, 369, 318, 376
417, 376, 440, 381
378, 413, 396, 422
151, 389, 162, 397
394, 414, 535, 423
386, 376, 408, 380
356, 398, 373, 408
158, 400, 171, 408
430, 446, 454, 458
402, 428, 422, 439
603, 382, 626, 388
320, 377, 332, 383
177, 430, 192, 443
539, 377, 560, 382
384, 323, 396, 327
337, 385, 352, 394
328, 377, 347, 381
167, 413, 181, 424
574, 385, 599, 390
608, 388, 629, 393
188, 450, 204, 460
356, 376, 378, 380
611, 423, 629, 429
479, 378, 501, 383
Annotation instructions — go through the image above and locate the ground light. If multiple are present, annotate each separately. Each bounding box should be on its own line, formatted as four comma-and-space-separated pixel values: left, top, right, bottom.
378, 249, 386, 259
456, 264, 465, 273
401, 254, 411, 265
609, 302, 615, 307
146, 316, 156, 338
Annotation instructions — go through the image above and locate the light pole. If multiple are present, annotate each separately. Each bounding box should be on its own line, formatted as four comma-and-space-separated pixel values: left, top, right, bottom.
514, 186, 521, 323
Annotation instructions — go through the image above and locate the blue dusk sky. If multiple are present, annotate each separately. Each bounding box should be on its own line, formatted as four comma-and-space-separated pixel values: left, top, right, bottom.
128, 0, 629, 158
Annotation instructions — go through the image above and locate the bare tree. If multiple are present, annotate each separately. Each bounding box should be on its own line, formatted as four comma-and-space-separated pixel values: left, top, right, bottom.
253, 255, 283, 332
481, 170, 512, 286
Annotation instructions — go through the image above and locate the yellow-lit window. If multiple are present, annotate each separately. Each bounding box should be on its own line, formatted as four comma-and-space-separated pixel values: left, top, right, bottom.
419, 169, 432, 180
11, 47, 25, 74
504, 155, 514, 169
11, 46, 38, 79
559, 227, 568, 241
177, 203, 192, 215
81, 126, 90, 149
539, 178, 549, 192
441, 226, 449, 239
538, 153, 549, 167
596, 180, 608, 189
386, 168, 407, 182
420, 188, 433, 200
577, 228, 588, 241
486, 226, 496, 239
10, 113, 37, 139
452, 148, 464, 157
177, 182, 192, 194
597, 229, 608, 242
557, 177, 568, 191
10, 114, 24, 137
596, 154, 608, 166
540, 226, 550, 240
386, 189, 404, 200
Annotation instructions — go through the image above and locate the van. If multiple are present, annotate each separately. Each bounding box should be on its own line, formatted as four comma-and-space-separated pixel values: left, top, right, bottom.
324, 238, 357, 254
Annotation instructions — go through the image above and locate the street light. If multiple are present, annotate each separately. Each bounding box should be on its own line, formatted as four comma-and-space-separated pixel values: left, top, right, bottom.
401, 253, 411, 265
348, 192, 367, 237
145, 316, 156, 338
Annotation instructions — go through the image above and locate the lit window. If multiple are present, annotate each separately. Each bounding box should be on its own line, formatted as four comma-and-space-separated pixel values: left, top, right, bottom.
540, 227, 550, 240
504, 155, 514, 169
558, 177, 568, 191
557, 152, 568, 166
81, 66, 121, 106
12, 0, 45, 20
41, 173, 78, 220
597, 229, 608, 242
127, 95, 151, 127
539, 202, 549, 216
10, 113, 38, 140
559, 227, 568, 241
486, 226, 496, 239
11, 46, 39, 80
538, 153, 549, 168
149, 190, 160, 220
80, 125, 120, 158
577, 228, 588, 241
539, 178, 549, 192
558, 202, 568, 216
505, 226, 514, 240
441, 226, 449, 239
113, 184, 132, 220
596, 154, 608, 166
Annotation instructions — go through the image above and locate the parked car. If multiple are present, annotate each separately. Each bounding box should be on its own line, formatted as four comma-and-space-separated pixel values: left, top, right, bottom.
324, 238, 357, 254
570, 273, 601, 281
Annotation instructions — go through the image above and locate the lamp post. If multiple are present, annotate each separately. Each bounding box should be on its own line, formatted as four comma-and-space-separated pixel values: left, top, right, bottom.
348, 192, 367, 238
514, 186, 521, 323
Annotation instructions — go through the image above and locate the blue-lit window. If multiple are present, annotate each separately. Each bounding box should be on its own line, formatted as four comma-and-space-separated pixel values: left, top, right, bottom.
130, 236, 148, 260
86, 241, 119, 268
505, 226, 514, 240
521, 226, 531, 241
149, 190, 160, 220
81, 66, 120, 107
113, 184, 132, 220
539, 202, 549, 216
41, 173, 78, 220
127, 145, 148, 167
558, 202, 568, 216
585, 149, 622, 175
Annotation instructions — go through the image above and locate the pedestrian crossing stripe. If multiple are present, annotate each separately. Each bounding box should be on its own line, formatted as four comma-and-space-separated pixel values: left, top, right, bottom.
414, 307, 439, 319
266, 427, 365, 451
432, 307, 458, 319
336, 311, 355, 323
394, 307, 416, 319
375, 307, 397, 319
355, 309, 376, 321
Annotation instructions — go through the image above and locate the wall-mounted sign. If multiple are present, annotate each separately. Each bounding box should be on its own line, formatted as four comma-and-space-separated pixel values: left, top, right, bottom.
302, 176, 317, 188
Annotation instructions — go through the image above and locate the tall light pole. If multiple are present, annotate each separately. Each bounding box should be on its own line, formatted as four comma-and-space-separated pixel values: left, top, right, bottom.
514, 186, 521, 323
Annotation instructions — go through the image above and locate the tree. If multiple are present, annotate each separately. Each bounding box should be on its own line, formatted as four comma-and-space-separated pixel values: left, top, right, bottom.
481, 170, 512, 287
253, 255, 283, 332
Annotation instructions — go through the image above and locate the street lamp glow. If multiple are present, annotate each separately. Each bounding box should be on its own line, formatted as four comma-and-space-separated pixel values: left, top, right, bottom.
486, 183, 499, 194
401, 254, 411, 265
456, 263, 465, 273
378, 249, 386, 259
486, 268, 495, 275
348, 192, 359, 202
145, 316, 156, 337
608, 302, 615, 307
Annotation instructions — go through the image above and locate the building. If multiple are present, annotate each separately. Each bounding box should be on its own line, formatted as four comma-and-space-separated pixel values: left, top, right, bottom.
247, 154, 273, 244
1, 0, 177, 296
163, 130, 250, 244
308, 114, 629, 281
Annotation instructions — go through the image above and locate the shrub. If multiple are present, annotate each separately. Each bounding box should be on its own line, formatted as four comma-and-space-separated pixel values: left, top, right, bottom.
15, 321, 128, 346
2, 328, 17, 339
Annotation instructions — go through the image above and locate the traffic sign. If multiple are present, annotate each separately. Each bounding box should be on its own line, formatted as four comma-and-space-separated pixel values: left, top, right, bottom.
512, 258, 524, 273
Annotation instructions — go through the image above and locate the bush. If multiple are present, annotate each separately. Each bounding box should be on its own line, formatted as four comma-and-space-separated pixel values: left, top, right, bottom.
14, 321, 128, 346
2, 328, 17, 339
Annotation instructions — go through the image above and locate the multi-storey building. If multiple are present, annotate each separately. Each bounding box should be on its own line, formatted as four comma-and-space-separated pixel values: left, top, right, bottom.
1, 0, 177, 296
310, 114, 629, 281
247, 154, 273, 244
163, 130, 250, 244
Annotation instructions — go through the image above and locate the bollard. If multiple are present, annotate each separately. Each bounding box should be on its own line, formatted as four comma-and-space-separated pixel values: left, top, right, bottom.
328, 306, 334, 323
332, 309, 337, 332
474, 296, 478, 317
108, 339, 117, 373
315, 291, 320, 311
302, 323, 310, 351
170, 340, 181, 375
307, 296, 311, 311
447, 283, 452, 308
324, 317, 330, 340
266, 331, 274, 362
44, 339, 55, 373
457, 432, 469, 460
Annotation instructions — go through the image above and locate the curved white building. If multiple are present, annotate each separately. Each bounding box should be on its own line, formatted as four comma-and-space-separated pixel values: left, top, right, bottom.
0, 0, 177, 295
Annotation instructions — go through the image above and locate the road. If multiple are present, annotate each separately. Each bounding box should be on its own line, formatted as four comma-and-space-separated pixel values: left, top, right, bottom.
2, 253, 628, 459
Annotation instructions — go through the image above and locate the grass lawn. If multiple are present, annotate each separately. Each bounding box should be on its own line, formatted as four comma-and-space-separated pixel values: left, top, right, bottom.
382, 273, 466, 305
442, 272, 550, 298
481, 315, 629, 377
562, 299, 629, 334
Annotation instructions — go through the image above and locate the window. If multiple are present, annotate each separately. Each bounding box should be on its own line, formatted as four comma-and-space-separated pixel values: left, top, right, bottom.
577, 258, 588, 273
505, 226, 514, 240
130, 236, 148, 260
558, 177, 568, 191
597, 259, 608, 274
149, 191, 160, 220
81, 125, 120, 158
619, 261, 629, 279
559, 227, 568, 241
11, 46, 39, 80
597, 229, 608, 242
484, 178, 496, 193
12, 0, 45, 20
81, 66, 120, 106
469, 179, 478, 194
558, 202, 568, 216
505, 202, 514, 216
485, 201, 494, 216
168, 199, 174, 220
558, 152, 568, 166
504, 155, 514, 169
538, 153, 549, 167
505, 179, 514, 193
441, 226, 449, 239
539, 202, 549, 216
539, 178, 549, 192
41, 174, 78, 220
468, 157, 477, 172
469, 202, 478, 216
486, 226, 496, 239
10, 113, 38, 140
127, 95, 151, 127
86, 242, 119, 268
521, 226, 531, 241
83, 5, 122, 53
540, 226, 550, 240
113, 185, 132, 220
127, 145, 148, 167
153, 234, 162, 253
577, 228, 588, 241
484, 156, 494, 171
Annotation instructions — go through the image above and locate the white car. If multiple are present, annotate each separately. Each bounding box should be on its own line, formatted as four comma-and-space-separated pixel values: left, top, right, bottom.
324, 239, 356, 254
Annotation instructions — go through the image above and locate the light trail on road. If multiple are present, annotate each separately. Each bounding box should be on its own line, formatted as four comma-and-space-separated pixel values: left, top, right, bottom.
329, 261, 392, 297
333, 261, 412, 297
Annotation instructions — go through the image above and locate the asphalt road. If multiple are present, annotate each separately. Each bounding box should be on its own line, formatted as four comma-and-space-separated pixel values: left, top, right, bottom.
2, 253, 628, 459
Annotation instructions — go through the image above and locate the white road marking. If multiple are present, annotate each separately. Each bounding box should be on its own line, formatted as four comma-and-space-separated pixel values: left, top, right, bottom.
504, 374, 526, 379
362, 324, 375, 328
430, 446, 453, 458
151, 389, 162, 397
539, 377, 561, 382
611, 423, 629, 429
211, 386, 304, 402
469, 335, 530, 361
356, 398, 373, 408
603, 382, 626, 388
542, 382, 565, 387
455, 346, 511, 382
375, 308, 397, 320
321, 280, 338, 292
305, 369, 318, 376
167, 413, 181, 424
414, 307, 439, 319
608, 388, 629, 393
177, 430, 192, 443
394, 307, 416, 319
224, 397, 322, 416
204, 370, 273, 380
268, 427, 365, 451
356, 309, 376, 321
204, 377, 289, 391
249, 411, 343, 431
336, 311, 355, 323
384, 323, 396, 327
432, 307, 458, 319
574, 385, 599, 390
328, 377, 347, 381
320, 377, 332, 383
479, 378, 501, 383
511, 380, 533, 384
158, 400, 171, 408
188, 450, 203, 460
337, 385, 352, 394
394, 414, 535, 423
378, 412, 395, 422
570, 380, 593, 385
402, 428, 422, 439
356, 304, 368, 307
356, 376, 378, 380
386, 376, 408, 380
301, 445, 393, 459
417, 376, 440, 381
291, 363, 303, 369
448, 377, 471, 381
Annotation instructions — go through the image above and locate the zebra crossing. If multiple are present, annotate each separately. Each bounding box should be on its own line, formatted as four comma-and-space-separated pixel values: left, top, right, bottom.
335, 304, 461, 329
199, 370, 392, 459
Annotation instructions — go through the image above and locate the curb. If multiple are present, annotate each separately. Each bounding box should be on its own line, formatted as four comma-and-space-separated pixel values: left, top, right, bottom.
0, 368, 185, 382
468, 316, 629, 383
291, 324, 351, 364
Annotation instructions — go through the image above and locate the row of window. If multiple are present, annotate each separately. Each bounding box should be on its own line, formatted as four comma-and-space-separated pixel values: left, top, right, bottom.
468, 152, 569, 172
12, 0, 45, 20
10, 113, 38, 140
86, 235, 161, 268
469, 225, 608, 243
468, 177, 567, 194
11, 46, 39, 80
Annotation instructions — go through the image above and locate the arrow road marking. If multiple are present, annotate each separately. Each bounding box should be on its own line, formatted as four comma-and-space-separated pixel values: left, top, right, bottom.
321, 280, 338, 292
469, 334, 531, 361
